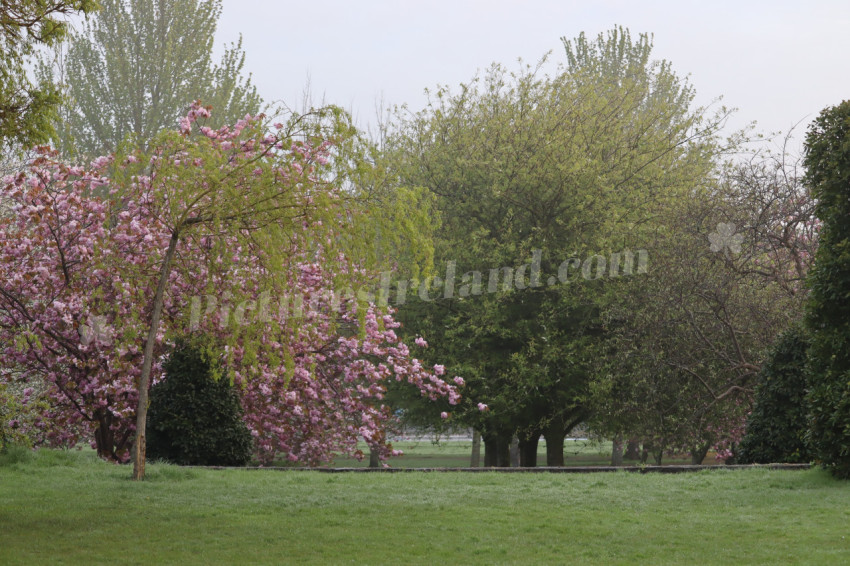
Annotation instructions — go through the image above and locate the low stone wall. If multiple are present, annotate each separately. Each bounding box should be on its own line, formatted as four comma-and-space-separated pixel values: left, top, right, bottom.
193, 463, 813, 473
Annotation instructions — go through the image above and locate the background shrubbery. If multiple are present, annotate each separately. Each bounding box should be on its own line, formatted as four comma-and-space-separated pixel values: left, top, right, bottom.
737, 326, 811, 464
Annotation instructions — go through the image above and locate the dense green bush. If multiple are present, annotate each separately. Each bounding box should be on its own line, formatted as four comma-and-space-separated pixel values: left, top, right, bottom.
737, 326, 811, 464
147, 339, 252, 466
803, 100, 850, 478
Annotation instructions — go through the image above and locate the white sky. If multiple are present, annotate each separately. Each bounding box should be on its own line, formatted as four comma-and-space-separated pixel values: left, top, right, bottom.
217, 1, 848, 152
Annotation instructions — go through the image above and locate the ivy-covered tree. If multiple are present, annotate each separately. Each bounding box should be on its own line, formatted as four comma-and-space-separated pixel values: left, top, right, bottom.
38, 0, 261, 158
803, 100, 850, 478
0, 0, 97, 150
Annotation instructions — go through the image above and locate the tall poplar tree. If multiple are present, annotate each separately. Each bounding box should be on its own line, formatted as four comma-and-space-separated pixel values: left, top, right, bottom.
1, 0, 97, 150
39, 0, 261, 158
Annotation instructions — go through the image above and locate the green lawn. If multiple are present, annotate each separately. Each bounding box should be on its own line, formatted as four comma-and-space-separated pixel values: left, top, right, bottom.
330, 438, 626, 468
1, 448, 848, 565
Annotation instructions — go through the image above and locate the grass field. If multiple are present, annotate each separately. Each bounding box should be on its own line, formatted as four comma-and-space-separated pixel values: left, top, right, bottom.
316, 437, 712, 468
1, 447, 848, 565
330, 438, 626, 468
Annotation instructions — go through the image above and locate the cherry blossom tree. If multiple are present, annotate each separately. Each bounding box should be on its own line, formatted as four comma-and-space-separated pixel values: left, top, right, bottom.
0, 150, 172, 460
0, 104, 458, 475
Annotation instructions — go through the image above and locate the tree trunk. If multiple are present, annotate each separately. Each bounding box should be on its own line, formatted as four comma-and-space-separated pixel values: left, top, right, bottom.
470, 430, 481, 467
509, 435, 520, 467
690, 443, 710, 465
611, 435, 624, 466
640, 441, 651, 464
132, 231, 179, 481
483, 434, 510, 467
624, 437, 641, 460
518, 432, 540, 467
94, 409, 116, 462
483, 435, 497, 467
369, 447, 380, 468
543, 417, 566, 467
497, 437, 510, 467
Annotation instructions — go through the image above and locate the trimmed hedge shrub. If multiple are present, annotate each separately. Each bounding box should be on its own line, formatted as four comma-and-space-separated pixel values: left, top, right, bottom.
737, 326, 811, 464
147, 339, 252, 466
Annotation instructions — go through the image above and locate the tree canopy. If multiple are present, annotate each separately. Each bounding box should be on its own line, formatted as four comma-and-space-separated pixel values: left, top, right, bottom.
0, 103, 458, 477
0, 0, 98, 150
388, 27, 726, 465
38, 0, 261, 159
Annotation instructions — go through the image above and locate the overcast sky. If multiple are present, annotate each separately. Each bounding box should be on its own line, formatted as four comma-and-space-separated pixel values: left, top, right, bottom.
216, 0, 848, 152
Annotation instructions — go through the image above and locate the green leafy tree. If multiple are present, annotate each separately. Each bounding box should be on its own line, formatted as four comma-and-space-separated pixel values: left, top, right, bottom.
38, 0, 261, 158
0, 0, 97, 150
803, 100, 850, 478
592, 150, 812, 465
389, 27, 725, 466
586, 126, 819, 464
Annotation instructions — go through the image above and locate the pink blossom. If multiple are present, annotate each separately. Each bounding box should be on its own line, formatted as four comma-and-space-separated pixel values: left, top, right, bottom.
90, 155, 113, 169
0, 104, 460, 467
